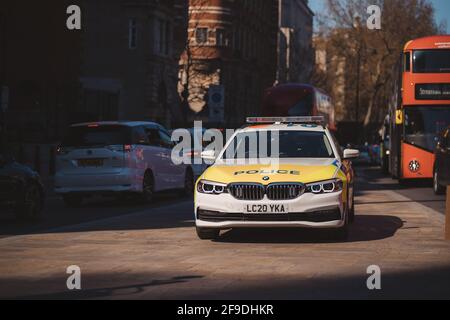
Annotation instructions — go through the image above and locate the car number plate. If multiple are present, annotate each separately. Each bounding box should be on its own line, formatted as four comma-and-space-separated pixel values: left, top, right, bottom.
78, 159, 104, 167
244, 204, 289, 214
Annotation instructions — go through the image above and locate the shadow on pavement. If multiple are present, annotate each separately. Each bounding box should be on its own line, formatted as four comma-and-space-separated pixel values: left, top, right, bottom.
5, 275, 204, 300
355, 166, 432, 193
4, 264, 450, 299
0, 193, 194, 237
217, 215, 403, 244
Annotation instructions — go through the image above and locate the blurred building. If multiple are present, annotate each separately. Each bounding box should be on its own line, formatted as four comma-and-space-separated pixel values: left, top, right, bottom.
0, 0, 188, 177
178, 0, 279, 127
0, 1, 82, 144
81, 0, 189, 128
277, 0, 314, 84
0, 0, 189, 145
313, 35, 347, 122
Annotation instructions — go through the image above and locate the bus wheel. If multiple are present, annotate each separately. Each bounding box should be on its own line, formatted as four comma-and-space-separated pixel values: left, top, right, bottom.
433, 169, 445, 195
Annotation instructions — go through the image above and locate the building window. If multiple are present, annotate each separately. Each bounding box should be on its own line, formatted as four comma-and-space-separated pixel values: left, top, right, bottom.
195, 28, 208, 45
216, 29, 226, 47
164, 20, 171, 55
129, 18, 137, 49
155, 18, 171, 55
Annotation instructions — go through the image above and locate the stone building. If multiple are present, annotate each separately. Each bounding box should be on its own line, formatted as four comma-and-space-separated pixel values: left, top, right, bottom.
80, 0, 189, 128
0, 1, 82, 143
277, 0, 314, 84
313, 35, 346, 122
178, 0, 279, 127
0, 0, 189, 145
0, 0, 188, 177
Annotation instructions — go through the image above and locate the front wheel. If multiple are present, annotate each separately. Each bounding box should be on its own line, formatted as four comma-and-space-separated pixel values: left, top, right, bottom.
433, 168, 446, 195
196, 227, 220, 240
141, 172, 154, 203
62, 194, 83, 208
182, 169, 194, 196
348, 186, 355, 223
333, 224, 349, 241
15, 183, 43, 220
328, 207, 349, 241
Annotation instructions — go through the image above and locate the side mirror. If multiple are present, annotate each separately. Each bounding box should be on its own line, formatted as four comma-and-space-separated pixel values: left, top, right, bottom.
201, 150, 216, 161
343, 149, 360, 160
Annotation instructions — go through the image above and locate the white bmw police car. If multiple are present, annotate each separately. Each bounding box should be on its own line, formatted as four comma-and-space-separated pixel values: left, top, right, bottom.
195, 117, 359, 240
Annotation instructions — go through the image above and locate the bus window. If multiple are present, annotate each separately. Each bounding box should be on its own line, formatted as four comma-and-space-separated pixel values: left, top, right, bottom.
404, 52, 411, 72
404, 106, 450, 151
413, 50, 450, 73
288, 92, 314, 116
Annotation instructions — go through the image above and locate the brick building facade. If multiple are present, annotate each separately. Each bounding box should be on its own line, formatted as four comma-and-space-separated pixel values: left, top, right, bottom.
178, 0, 279, 128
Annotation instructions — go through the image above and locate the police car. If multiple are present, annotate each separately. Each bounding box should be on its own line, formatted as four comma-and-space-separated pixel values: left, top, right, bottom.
195, 117, 359, 240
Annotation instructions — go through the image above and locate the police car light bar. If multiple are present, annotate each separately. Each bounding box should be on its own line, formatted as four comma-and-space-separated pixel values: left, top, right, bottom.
246, 116, 325, 125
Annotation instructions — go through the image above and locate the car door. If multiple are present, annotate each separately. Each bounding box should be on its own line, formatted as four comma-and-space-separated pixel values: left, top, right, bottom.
131, 126, 151, 187
330, 133, 354, 196
157, 129, 185, 188
0, 157, 22, 206
145, 127, 172, 191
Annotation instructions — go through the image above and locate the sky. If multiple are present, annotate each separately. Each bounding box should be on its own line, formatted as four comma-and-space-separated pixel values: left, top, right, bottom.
308, 0, 450, 33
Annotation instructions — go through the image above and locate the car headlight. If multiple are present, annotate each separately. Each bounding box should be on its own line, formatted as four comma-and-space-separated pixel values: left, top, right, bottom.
197, 180, 228, 195
305, 179, 343, 194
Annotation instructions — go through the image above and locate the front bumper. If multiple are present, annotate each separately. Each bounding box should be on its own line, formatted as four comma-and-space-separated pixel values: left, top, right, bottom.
195, 191, 345, 229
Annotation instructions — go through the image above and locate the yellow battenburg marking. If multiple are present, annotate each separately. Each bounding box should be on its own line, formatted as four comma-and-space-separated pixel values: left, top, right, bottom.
202, 164, 341, 185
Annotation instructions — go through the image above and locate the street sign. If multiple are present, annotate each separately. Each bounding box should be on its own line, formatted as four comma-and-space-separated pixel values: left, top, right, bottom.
395, 109, 403, 125
1, 86, 9, 112
208, 85, 225, 123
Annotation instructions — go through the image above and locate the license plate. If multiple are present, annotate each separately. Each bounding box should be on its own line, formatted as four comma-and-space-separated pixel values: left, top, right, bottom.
244, 204, 289, 214
78, 159, 104, 167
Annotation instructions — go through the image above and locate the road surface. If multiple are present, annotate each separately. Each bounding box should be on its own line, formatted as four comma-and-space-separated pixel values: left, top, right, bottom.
0, 166, 448, 299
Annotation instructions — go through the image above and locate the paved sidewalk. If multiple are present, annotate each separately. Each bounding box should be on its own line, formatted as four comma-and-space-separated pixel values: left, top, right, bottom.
0, 183, 449, 299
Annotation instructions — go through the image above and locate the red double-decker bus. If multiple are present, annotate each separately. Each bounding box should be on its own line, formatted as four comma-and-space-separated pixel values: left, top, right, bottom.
388, 35, 450, 183
262, 84, 337, 131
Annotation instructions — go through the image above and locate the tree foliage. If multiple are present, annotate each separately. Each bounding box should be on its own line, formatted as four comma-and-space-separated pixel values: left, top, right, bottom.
313, 0, 443, 126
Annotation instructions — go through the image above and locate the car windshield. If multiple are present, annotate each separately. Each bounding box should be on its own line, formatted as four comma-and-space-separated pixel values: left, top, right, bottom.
404, 106, 450, 151
62, 125, 132, 147
413, 50, 450, 73
222, 130, 334, 159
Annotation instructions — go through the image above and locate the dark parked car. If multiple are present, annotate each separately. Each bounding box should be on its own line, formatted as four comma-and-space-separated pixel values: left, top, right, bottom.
433, 126, 450, 195
0, 153, 45, 219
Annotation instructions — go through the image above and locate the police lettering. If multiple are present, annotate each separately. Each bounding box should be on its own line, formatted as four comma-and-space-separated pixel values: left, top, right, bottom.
234, 170, 300, 176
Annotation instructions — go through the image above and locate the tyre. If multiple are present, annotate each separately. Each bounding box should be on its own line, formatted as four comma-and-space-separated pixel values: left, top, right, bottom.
333, 224, 349, 241
141, 171, 154, 203
328, 207, 349, 241
399, 178, 408, 187
433, 168, 446, 195
15, 182, 43, 220
182, 168, 194, 196
348, 186, 355, 223
62, 194, 83, 208
381, 154, 389, 174
196, 227, 220, 240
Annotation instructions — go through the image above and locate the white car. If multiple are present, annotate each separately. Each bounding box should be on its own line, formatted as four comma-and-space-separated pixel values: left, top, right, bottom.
55, 122, 193, 207
195, 117, 359, 240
